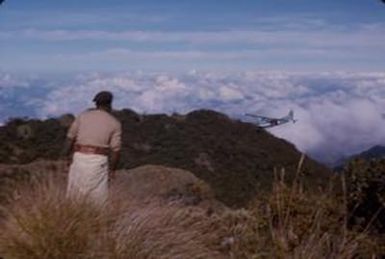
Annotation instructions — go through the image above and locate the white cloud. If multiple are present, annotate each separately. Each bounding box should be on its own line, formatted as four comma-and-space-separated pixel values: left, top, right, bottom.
218, 86, 244, 101
3, 20, 385, 72
1, 71, 385, 165
0, 17, 382, 46
0, 72, 30, 88
2, 21, 385, 51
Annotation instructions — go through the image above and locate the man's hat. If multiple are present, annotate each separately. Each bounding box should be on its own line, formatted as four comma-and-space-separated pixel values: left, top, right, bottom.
93, 91, 113, 105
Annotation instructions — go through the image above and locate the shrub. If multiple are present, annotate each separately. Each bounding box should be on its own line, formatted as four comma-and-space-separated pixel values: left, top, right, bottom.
344, 159, 385, 233
245, 163, 378, 258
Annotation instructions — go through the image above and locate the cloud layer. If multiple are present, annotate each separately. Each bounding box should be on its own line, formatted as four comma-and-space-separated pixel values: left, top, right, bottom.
1, 71, 384, 164
3, 17, 385, 72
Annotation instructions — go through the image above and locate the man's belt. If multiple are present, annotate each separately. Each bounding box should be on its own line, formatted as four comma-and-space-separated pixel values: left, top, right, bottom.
74, 144, 109, 155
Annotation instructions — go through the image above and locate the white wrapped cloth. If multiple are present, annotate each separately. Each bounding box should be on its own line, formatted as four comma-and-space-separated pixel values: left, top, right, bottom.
66, 152, 109, 205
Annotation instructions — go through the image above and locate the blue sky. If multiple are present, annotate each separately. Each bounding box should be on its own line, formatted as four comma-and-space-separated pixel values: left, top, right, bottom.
1, 0, 385, 73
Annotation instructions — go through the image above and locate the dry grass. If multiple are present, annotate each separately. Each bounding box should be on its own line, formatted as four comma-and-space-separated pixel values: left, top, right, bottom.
0, 176, 238, 259
244, 157, 379, 259
0, 177, 103, 259
257, 172, 368, 258
0, 162, 381, 258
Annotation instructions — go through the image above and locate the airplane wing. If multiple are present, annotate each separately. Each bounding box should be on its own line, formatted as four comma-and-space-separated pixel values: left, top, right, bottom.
245, 110, 295, 128
245, 113, 276, 122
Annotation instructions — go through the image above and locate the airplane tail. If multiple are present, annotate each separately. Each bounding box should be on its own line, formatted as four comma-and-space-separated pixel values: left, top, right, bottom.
288, 110, 293, 120
287, 110, 296, 123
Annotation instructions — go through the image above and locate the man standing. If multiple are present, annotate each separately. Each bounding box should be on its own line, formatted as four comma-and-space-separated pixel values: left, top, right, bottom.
64, 91, 122, 204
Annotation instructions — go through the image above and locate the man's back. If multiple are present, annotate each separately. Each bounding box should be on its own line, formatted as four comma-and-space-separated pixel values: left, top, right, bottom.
68, 109, 121, 151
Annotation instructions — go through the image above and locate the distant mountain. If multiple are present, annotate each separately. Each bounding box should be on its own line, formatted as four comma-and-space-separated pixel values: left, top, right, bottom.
354, 145, 385, 160
0, 109, 332, 207
334, 145, 385, 171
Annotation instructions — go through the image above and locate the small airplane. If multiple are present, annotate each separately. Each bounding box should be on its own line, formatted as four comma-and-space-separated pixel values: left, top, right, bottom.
245, 110, 296, 128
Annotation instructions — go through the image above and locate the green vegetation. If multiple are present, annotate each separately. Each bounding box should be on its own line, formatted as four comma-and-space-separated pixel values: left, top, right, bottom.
0, 117, 67, 163
344, 159, 385, 234
0, 109, 331, 207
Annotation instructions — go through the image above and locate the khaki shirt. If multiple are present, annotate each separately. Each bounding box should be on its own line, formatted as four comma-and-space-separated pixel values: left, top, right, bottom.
67, 109, 122, 152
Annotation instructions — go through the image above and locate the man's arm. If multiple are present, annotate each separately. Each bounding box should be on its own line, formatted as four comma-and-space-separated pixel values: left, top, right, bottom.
62, 116, 79, 163
62, 138, 75, 159
109, 151, 120, 180
62, 138, 75, 171
109, 122, 122, 181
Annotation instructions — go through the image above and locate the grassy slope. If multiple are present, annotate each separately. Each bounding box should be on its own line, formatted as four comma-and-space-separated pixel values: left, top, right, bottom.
0, 171, 378, 259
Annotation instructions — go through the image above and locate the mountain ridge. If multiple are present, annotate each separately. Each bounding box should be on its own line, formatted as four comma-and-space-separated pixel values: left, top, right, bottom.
334, 145, 385, 170
0, 108, 332, 207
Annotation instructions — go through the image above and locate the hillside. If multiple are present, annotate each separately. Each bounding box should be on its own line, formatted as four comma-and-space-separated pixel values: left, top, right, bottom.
335, 145, 385, 171
0, 109, 332, 207
351, 145, 385, 160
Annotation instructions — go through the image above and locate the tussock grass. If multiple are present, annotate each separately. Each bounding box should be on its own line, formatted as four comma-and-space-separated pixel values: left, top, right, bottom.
0, 163, 380, 258
0, 177, 228, 259
0, 177, 103, 259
